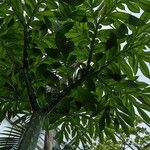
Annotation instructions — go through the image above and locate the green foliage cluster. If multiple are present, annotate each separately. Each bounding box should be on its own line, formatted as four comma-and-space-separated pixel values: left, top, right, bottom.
93, 117, 150, 150
0, 0, 149, 149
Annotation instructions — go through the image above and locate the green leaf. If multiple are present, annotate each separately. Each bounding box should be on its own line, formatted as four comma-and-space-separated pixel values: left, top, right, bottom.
65, 40, 75, 54
128, 55, 138, 75
7, 17, 15, 28
139, 0, 150, 12
105, 33, 117, 50
61, 0, 85, 6
119, 118, 129, 135
11, 0, 24, 25
139, 60, 150, 78
126, 1, 140, 13
47, 1, 58, 9
128, 15, 145, 26
137, 108, 150, 124
120, 58, 133, 79
55, 32, 66, 51
67, 54, 77, 65
111, 12, 130, 20
117, 3, 125, 10
31, 47, 42, 56
50, 62, 61, 69
117, 23, 128, 38
105, 128, 117, 143
60, 21, 74, 33
118, 112, 134, 127
111, 12, 145, 26
140, 12, 150, 22
69, 10, 87, 22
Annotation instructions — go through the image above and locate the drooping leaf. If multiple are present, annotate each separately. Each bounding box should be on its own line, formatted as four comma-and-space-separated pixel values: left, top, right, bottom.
137, 108, 150, 124
118, 112, 134, 127
119, 118, 129, 136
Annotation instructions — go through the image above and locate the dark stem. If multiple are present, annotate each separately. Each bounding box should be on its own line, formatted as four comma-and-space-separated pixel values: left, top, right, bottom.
22, 27, 40, 112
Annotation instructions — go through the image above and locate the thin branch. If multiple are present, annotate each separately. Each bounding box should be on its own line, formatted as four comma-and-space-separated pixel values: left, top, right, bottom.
20, 1, 46, 112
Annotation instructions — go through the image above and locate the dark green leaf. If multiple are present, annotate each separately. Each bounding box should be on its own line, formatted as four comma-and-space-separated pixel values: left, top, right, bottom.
128, 15, 145, 26
139, 60, 150, 78
45, 48, 60, 59
117, 23, 128, 38
60, 21, 74, 33
50, 62, 61, 69
67, 54, 77, 65
55, 32, 66, 51
137, 108, 150, 124
120, 58, 133, 79
118, 112, 134, 127
31, 48, 42, 56
126, 1, 140, 13
85, 78, 96, 91
61, 0, 84, 6
70, 10, 87, 22
111, 12, 145, 26
105, 33, 117, 50
114, 118, 119, 132
139, 0, 150, 12
119, 118, 129, 135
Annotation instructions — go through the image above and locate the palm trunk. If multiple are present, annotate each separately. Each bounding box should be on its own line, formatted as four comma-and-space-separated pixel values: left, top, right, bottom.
44, 130, 54, 150
17, 112, 44, 150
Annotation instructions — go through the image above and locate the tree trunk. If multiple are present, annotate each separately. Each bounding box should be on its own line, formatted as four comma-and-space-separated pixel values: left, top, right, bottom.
17, 111, 44, 150
44, 130, 54, 150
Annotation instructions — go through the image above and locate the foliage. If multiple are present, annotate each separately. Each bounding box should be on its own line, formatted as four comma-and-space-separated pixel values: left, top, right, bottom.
0, 0, 150, 149
93, 117, 150, 150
